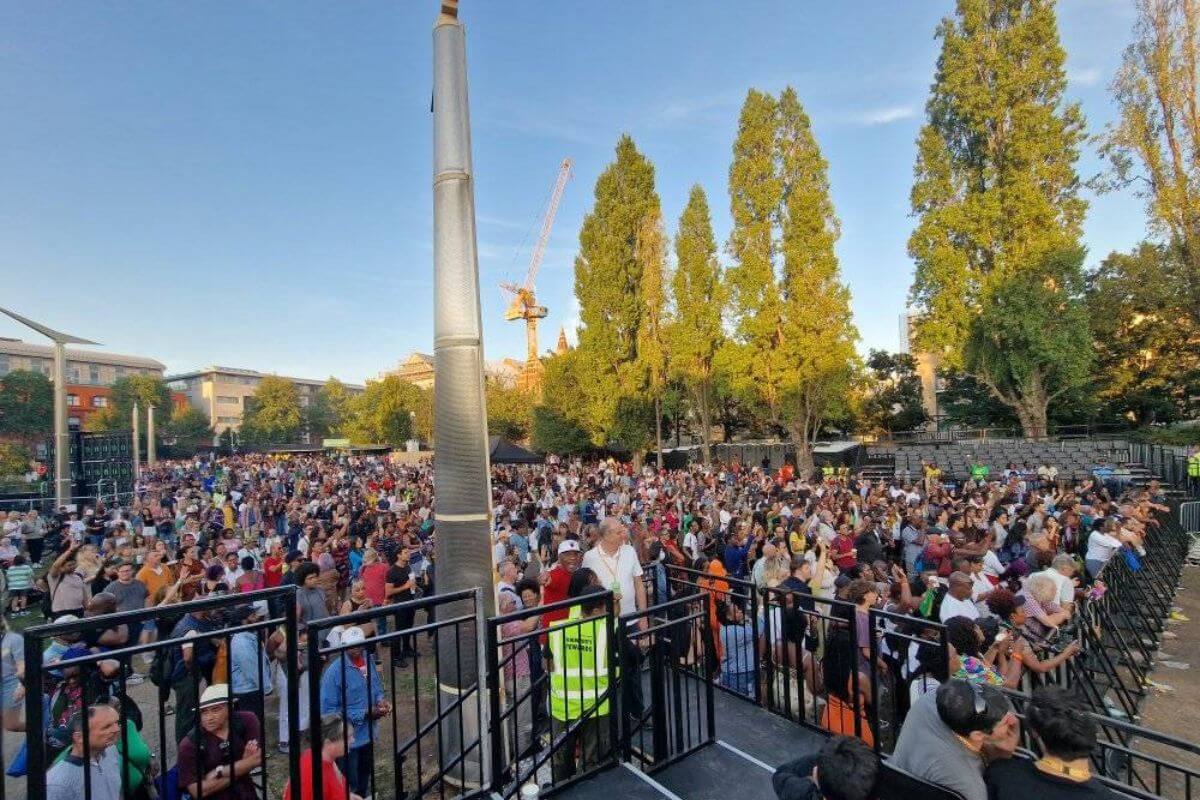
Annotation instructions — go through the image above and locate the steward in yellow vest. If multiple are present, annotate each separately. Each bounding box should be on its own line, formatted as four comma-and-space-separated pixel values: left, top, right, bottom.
547, 588, 614, 780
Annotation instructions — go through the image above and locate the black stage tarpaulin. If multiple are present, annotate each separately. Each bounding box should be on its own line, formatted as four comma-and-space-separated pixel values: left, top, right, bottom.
489, 436, 544, 464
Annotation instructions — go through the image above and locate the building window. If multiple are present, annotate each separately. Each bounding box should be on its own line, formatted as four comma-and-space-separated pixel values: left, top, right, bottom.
216, 395, 241, 405
0, 355, 7, 376
67, 394, 79, 407
68, 363, 81, 383
40, 359, 52, 377
89, 365, 100, 384
115, 366, 126, 379
91, 396, 108, 408
217, 415, 241, 424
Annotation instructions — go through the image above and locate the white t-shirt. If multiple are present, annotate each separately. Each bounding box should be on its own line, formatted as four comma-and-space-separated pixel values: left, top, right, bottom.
582, 543, 643, 615
682, 532, 699, 560
1037, 568, 1074, 606
1086, 530, 1122, 564
939, 593, 980, 623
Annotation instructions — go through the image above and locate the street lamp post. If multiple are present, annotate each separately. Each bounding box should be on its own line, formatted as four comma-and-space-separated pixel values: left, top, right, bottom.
147, 403, 157, 467
132, 402, 141, 481
0, 307, 99, 510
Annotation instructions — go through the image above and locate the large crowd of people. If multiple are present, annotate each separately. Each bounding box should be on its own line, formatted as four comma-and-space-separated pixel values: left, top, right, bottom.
0, 447, 1180, 800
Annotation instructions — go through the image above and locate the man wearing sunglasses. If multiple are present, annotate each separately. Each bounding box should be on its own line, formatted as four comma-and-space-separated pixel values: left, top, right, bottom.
891, 679, 1020, 800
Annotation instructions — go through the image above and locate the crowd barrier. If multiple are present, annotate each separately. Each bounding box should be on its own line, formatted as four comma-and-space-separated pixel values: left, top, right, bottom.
6, 505, 1195, 800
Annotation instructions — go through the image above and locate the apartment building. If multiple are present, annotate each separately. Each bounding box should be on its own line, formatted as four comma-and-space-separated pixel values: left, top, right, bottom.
167, 366, 364, 438
0, 337, 166, 428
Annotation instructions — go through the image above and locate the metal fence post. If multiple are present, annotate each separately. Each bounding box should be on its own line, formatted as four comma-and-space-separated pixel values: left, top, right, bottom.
283, 585, 302, 798
23, 626, 46, 800
480, 587, 501, 793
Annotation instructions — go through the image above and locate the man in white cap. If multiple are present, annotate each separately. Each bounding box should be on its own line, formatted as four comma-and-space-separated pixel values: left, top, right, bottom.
318, 625, 390, 797
176, 683, 262, 800
539, 539, 583, 631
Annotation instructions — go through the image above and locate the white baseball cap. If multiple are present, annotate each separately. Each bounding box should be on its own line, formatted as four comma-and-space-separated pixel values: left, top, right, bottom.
341, 626, 366, 647
557, 540, 581, 555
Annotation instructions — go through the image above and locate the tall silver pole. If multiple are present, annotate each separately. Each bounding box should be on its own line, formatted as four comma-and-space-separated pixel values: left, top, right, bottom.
131, 402, 140, 487
0, 307, 98, 511
432, 0, 494, 788
147, 404, 157, 467
53, 342, 70, 508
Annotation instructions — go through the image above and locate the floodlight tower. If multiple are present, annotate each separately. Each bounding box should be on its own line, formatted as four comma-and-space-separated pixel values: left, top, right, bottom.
0, 307, 99, 509
431, 0, 494, 788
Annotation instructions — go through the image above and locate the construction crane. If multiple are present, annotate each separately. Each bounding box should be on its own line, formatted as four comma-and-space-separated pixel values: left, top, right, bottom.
501, 157, 572, 366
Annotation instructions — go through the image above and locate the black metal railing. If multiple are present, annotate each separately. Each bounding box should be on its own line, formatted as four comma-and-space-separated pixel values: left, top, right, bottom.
866, 608, 950, 754
618, 592, 715, 773
304, 587, 488, 800
22, 585, 301, 800
663, 563, 762, 702
485, 591, 618, 798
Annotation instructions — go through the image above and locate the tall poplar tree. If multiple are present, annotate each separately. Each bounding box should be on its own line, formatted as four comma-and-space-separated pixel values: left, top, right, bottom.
669, 185, 725, 464
636, 204, 669, 467
776, 88, 858, 472
908, 0, 1088, 437
574, 134, 662, 448
1102, 0, 1200, 317
725, 90, 786, 422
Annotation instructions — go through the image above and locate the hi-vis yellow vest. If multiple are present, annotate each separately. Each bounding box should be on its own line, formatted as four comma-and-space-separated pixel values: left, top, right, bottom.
1189, 453, 1200, 478
548, 606, 610, 721
822, 464, 835, 479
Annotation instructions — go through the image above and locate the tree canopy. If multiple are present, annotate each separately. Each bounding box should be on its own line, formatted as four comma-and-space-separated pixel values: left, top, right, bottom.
240, 376, 303, 445
0, 369, 53, 440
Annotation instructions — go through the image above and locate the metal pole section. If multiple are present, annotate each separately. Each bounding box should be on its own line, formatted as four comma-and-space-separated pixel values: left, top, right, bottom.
132, 401, 141, 484
147, 403, 157, 467
432, 1, 495, 789
53, 341, 70, 508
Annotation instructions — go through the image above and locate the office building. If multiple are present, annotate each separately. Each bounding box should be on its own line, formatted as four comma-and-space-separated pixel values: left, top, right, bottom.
0, 337, 167, 429
166, 366, 364, 438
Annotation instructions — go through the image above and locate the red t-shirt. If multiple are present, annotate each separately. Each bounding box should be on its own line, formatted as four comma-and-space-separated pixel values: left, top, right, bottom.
361, 562, 390, 606
263, 557, 283, 589
284, 750, 350, 800
540, 565, 573, 642
832, 535, 857, 570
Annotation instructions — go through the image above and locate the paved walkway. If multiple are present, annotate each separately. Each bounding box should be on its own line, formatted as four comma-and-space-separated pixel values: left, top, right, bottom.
1128, 561, 1200, 800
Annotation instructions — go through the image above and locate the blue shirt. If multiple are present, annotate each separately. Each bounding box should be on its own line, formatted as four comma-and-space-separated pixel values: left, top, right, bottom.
320, 653, 385, 748
230, 631, 273, 695
723, 541, 752, 579
720, 623, 755, 675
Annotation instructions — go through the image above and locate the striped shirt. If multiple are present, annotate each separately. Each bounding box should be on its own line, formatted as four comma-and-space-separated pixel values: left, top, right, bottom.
4, 564, 33, 591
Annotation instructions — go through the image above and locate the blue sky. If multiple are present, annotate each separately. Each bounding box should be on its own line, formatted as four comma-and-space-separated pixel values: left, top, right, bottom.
0, 1, 1145, 384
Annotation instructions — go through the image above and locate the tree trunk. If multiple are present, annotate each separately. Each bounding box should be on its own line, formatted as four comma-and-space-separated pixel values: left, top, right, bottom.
697, 382, 713, 465
790, 422, 815, 475
654, 395, 664, 469
1014, 398, 1049, 439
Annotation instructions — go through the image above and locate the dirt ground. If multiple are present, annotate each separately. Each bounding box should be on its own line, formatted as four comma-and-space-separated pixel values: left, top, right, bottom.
1124, 561, 1200, 800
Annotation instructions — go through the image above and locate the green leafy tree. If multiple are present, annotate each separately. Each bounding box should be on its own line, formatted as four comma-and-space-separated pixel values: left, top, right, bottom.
668, 184, 725, 463
531, 406, 591, 455
860, 351, 931, 434
1086, 242, 1200, 424
636, 205, 670, 467
938, 369, 1019, 429
1100, 0, 1200, 317
165, 405, 215, 456
776, 87, 859, 471
963, 249, 1093, 438
344, 375, 432, 447
0, 369, 53, 440
0, 442, 31, 477
486, 377, 532, 441
908, 0, 1087, 437
240, 376, 302, 444
91, 374, 172, 432
573, 134, 662, 449
725, 89, 786, 423
304, 378, 353, 441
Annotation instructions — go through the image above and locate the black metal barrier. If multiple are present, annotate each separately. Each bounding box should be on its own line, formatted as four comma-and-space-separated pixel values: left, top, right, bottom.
867, 607, 950, 754
663, 564, 761, 702
619, 592, 715, 773
22, 585, 301, 800
304, 587, 488, 800
1003, 688, 1200, 800
485, 591, 618, 799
